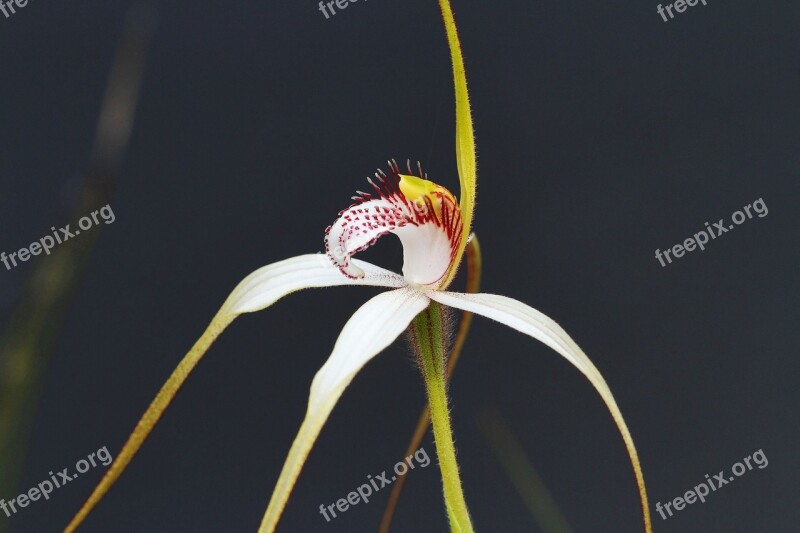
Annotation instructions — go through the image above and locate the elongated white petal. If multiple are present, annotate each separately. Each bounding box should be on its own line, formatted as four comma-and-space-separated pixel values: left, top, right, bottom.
425, 290, 651, 528
428, 291, 599, 373
220, 253, 406, 315
259, 288, 430, 532
65, 255, 405, 533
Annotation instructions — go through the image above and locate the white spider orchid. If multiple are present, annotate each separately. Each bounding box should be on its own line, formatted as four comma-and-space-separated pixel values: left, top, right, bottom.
66, 1, 651, 532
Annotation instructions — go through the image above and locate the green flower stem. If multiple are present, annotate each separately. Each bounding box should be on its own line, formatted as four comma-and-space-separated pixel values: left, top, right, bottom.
412, 302, 474, 533
379, 235, 482, 533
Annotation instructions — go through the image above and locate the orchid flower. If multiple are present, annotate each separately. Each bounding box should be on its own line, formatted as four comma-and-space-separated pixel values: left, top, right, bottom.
65, 1, 651, 532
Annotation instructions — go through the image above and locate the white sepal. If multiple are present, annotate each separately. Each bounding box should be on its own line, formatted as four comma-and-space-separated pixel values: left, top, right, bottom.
425, 290, 647, 515
259, 288, 430, 532
221, 254, 406, 315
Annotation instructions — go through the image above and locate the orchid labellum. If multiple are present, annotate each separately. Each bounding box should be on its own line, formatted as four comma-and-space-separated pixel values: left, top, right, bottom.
65, 1, 651, 532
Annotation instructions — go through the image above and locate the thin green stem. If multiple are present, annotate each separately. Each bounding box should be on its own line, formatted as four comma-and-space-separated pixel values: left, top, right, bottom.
412, 302, 473, 533
379, 235, 482, 533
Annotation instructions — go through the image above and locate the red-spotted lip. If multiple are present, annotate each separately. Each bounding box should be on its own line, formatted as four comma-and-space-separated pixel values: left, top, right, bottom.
324, 160, 463, 287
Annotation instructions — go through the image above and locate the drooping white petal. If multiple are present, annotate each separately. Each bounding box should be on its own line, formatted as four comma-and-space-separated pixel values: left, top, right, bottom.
325, 161, 463, 288
426, 291, 614, 387
259, 288, 430, 532
64, 254, 406, 533
220, 253, 406, 315
425, 290, 650, 523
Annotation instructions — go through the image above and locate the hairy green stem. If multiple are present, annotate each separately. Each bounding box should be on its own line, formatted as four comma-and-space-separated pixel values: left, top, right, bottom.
412, 302, 473, 533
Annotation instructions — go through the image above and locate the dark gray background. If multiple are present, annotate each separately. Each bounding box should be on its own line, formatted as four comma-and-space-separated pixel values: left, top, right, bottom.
1, 0, 798, 531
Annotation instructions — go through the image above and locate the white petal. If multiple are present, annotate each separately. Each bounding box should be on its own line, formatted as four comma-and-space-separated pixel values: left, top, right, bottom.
220, 254, 406, 315
426, 291, 602, 379
394, 222, 457, 287
259, 288, 430, 532
426, 290, 649, 519
309, 287, 430, 407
